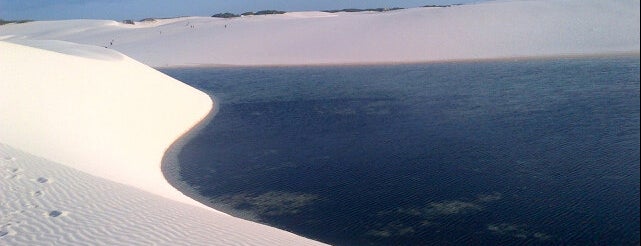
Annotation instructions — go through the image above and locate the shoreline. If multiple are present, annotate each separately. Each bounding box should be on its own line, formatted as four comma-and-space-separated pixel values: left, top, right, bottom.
160, 94, 257, 219
161, 94, 269, 222
154, 51, 641, 69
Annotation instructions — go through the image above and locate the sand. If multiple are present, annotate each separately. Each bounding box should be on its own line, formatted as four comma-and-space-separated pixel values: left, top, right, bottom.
0, 41, 325, 245
1, 0, 638, 67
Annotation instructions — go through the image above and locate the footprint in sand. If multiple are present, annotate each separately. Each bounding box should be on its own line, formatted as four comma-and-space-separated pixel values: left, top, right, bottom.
31, 190, 43, 197
36, 177, 50, 184
0, 227, 17, 238
0, 223, 15, 238
4, 168, 23, 180
47, 210, 67, 218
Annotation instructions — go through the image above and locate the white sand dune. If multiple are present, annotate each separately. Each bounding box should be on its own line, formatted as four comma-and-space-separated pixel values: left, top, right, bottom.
0, 41, 325, 244
1, 0, 638, 67
0, 41, 211, 209
0, 0, 639, 245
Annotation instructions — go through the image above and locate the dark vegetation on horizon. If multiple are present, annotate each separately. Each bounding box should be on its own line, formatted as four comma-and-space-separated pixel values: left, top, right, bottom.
0, 19, 32, 25
249, 10, 288, 16
122, 16, 189, 25
212, 13, 240, 18
123, 3, 460, 23
3, 3, 462, 25
322, 4, 457, 13
210, 4, 457, 19
322, 7, 405, 13
212, 10, 286, 18
322, 4, 461, 13
123, 9, 289, 23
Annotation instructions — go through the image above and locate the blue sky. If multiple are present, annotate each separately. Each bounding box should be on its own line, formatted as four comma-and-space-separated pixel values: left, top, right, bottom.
0, 0, 482, 21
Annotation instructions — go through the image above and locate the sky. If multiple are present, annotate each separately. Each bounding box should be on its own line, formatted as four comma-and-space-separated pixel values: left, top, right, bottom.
0, 0, 482, 21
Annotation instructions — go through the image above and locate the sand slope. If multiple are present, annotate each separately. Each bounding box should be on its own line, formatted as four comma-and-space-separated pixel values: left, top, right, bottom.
0, 41, 211, 208
1, 0, 639, 67
0, 143, 323, 245
0, 41, 325, 245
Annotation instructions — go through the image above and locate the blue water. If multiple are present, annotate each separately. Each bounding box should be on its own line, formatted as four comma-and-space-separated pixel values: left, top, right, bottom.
161, 56, 640, 245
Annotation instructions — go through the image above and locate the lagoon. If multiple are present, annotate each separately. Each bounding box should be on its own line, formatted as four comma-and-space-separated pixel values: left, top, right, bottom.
162, 56, 640, 245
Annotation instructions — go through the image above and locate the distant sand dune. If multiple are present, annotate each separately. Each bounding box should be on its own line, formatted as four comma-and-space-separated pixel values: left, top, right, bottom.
1, 0, 638, 67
